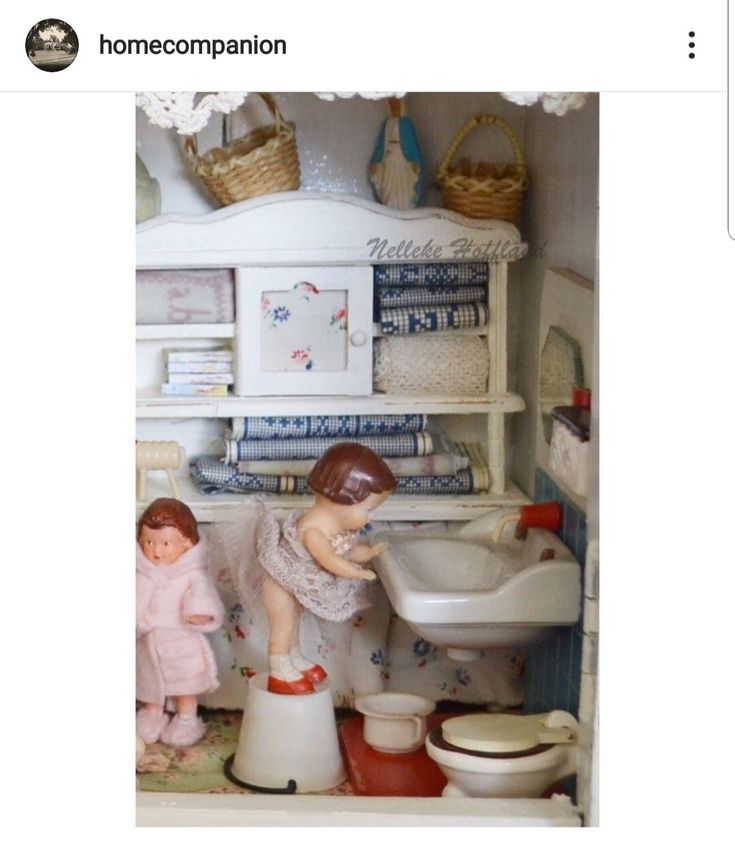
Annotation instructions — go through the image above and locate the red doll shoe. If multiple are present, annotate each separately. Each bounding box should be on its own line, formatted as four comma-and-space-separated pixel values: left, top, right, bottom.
301, 663, 328, 683
267, 675, 315, 695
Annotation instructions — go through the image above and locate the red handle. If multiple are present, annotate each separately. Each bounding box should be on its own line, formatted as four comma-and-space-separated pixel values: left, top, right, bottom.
519, 501, 562, 533
572, 388, 591, 410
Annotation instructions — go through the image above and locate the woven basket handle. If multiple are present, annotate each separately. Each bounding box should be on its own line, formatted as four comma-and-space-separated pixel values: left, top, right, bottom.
183, 92, 285, 160
437, 114, 525, 181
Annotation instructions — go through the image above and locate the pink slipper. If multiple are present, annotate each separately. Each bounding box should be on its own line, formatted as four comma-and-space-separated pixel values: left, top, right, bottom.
160, 713, 206, 747
136, 707, 170, 744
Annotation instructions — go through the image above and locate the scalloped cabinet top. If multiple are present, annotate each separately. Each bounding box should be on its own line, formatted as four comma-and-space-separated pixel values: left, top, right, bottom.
136, 192, 526, 268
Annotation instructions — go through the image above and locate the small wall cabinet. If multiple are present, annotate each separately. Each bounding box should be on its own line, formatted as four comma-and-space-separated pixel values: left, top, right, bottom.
136, 192, 529, 522
236, 265, 373, 396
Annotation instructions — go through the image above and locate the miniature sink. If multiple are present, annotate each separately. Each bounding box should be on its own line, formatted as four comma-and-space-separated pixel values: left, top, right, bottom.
374, 527, 582, 656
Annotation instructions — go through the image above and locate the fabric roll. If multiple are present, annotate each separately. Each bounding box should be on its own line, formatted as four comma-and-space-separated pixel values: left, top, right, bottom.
192, 458, 307, 495
191, 457, 489, 496
224, 431, 434, 463
228, 413, 427, 441
377, 285, 486, 309
380, 302, 488, 335
373, 262, 489, 287
373, 334, 489, 395
236, 452, 470, 478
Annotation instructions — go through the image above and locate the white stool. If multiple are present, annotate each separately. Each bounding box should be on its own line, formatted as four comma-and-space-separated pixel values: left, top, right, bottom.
225, 674, 345, 794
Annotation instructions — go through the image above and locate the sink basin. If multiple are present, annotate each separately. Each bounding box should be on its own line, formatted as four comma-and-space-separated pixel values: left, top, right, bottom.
374, 526, 582, 655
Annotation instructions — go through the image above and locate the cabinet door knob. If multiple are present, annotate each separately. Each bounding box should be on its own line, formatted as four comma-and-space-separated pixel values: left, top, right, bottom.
349, 330, 368, 347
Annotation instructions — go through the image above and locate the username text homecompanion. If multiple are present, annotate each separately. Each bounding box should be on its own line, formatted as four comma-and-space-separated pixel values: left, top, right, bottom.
100, 34, 287, 59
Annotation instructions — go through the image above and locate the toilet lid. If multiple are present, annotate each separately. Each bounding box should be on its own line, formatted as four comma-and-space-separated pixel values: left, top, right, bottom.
441, 713, 574, 754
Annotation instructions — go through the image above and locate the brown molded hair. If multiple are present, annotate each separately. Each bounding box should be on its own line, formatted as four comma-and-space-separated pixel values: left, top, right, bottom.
306, 442, 397, 506
137, 497, 199, 545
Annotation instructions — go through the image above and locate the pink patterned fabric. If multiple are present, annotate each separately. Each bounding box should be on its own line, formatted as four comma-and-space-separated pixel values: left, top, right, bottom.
256, 509, 372, 622
136, 538, 225, 705
136, 269, 234, 324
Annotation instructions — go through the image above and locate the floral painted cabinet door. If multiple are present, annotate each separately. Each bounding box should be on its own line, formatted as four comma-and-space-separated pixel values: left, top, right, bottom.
235, 266, 373, 395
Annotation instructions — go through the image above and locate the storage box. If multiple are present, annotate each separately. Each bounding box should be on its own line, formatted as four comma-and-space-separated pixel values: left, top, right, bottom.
549, 392, 591, 498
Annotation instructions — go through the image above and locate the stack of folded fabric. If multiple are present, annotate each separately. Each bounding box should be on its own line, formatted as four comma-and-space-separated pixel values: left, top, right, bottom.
161, 348, 234, 397
374, 262, 489, 336
189, 414, 492, 496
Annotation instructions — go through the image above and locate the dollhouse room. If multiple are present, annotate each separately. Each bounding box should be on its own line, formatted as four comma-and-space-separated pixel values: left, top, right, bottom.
135, 91, 599, 826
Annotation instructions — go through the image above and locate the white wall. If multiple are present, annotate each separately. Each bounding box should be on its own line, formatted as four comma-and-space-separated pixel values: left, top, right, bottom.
509, 94, 599, 498
135, 92, 530, 214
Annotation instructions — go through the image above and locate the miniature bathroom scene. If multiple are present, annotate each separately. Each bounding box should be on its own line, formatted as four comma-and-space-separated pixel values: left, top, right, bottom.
135, 92, 598, 826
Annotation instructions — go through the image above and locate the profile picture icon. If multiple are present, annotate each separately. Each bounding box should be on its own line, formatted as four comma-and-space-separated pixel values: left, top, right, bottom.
26, 19, 78, 72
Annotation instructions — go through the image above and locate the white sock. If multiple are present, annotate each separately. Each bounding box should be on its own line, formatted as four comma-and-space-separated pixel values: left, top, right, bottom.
269, 653, 302, 682
289, 646, 315, 671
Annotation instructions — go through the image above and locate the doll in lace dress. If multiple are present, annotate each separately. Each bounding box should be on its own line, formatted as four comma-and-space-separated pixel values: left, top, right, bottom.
256, 442, 396, 694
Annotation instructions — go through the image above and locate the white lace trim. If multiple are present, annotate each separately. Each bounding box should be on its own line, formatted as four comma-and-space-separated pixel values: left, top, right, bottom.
135, 92, 248, 135
500, 92, 588, 116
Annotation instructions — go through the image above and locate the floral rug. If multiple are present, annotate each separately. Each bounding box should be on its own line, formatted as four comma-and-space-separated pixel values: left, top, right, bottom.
136, 708, 355, 795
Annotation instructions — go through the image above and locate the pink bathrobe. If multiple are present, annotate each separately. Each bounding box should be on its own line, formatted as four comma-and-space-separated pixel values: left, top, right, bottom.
136, 537, 225, 706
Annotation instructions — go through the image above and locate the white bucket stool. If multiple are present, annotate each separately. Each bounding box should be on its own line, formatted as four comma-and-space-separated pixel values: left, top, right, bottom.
225, 673, 346, 794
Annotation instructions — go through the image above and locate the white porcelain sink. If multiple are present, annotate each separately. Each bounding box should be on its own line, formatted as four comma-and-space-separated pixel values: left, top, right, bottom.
374, 521, 582, 657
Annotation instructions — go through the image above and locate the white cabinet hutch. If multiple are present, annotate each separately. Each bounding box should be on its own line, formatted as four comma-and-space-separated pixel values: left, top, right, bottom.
136, 192, 529, 522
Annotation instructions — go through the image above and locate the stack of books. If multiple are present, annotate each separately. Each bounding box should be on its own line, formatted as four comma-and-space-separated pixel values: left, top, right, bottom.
161, 348, 234, 396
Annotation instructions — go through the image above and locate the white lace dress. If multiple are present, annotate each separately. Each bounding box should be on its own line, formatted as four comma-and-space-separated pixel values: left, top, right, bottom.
256, 509, 372, 622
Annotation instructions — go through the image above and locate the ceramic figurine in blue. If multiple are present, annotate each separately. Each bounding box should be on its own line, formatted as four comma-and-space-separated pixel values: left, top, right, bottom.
369, 98, 425, 210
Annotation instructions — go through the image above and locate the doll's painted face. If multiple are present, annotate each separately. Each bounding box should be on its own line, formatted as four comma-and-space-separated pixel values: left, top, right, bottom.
329, 490, 391, 532
139, 524, 193, 566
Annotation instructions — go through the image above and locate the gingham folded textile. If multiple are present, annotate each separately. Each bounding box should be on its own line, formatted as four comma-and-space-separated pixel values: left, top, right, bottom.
377, 285, 486, 308
380, 302, 488, 335
224, 431, 434, 463
192, 458, 308, 495
228, 413, 428, 441
373, 262, 489, 287
191, 457, 488, 495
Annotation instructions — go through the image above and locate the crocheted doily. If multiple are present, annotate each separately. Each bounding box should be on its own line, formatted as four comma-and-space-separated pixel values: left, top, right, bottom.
373, 334, 489, 395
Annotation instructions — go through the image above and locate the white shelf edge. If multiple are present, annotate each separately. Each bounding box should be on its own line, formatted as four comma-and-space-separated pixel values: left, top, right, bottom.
136, 475, 531, 523
136, 323, 235, 340
136, 390, 526, 418
137, 792, 581, 827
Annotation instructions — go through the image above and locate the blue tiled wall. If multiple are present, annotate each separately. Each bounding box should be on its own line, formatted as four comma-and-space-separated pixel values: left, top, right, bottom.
523, 468, 586, 717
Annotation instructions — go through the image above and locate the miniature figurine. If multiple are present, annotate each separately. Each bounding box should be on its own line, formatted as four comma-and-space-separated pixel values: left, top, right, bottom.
369, 97, 425, 210
256, 442, 397, 694
136, 498, 225, 746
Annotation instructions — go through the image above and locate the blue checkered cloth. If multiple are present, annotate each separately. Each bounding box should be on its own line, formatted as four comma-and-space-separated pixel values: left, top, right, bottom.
377, 285, 486, 308
224, 431, 434, 463
374, 262, 489, 287
229, 413, 428, 441
380, 302, 488, 335
191, 458, 307, 494
191, 457, 483, 496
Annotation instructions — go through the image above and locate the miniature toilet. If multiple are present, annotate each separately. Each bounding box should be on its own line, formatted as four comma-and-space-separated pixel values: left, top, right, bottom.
425, 710, 579, 798
225, 674, 345, 794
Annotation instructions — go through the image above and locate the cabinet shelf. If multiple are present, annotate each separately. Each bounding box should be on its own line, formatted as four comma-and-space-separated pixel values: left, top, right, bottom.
136, 323, 235, 340
136, 474, 531, 523
136, 388, 525, 418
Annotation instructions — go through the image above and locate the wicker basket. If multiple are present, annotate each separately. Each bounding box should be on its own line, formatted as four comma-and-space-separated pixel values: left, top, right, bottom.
182, 93, 301, 206
437, 114, 528, 221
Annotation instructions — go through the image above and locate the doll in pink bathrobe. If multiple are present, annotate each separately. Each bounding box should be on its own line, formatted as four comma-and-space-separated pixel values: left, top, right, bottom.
136, 498, 225, 747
